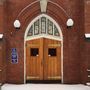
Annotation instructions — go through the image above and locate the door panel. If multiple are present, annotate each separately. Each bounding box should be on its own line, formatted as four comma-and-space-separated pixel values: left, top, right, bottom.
26, 38, 61, 81
44, 39, 61, 80
26, 39, 43, 80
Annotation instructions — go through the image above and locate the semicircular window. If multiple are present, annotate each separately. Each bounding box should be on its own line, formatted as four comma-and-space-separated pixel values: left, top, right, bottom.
27, 17, 60, 37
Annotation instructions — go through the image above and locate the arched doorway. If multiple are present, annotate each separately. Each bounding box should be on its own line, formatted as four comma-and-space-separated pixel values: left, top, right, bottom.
24, 14, 63, 83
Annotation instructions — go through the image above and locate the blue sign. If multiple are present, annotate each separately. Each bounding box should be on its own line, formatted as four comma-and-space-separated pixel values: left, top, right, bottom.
11, 48, 18, 64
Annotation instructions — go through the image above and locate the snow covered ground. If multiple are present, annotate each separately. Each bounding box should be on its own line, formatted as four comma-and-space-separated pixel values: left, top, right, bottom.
1, 84, 90, 90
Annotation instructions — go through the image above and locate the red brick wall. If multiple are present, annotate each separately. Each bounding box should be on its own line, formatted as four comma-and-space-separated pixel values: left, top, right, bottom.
0, 0, 88, 84
85, 0, 90, 33
85, 0, 90, 66
84, 0, 90, 83
0, 0, 7, 84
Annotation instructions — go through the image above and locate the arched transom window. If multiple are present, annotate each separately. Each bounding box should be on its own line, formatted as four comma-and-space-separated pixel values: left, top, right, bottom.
27, 17, 60, 36
25, 14, 62, 41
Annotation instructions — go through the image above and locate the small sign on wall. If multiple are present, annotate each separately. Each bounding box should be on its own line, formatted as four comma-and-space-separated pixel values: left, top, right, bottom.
11, 48, 18, 64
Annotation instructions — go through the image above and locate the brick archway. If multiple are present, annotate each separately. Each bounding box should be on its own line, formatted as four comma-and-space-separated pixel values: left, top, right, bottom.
24, 14, 63, 83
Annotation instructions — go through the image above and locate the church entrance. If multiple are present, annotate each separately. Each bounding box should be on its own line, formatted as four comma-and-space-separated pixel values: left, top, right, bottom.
24, 14, 63, 83
26, 38, 61, 81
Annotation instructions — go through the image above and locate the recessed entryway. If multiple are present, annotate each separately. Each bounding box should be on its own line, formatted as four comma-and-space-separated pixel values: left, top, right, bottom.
26, 38, 61, 81
24, 14, 63, 83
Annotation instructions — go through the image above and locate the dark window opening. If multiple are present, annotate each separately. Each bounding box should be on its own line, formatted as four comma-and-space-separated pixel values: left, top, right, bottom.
31, 48, 39, 56
48, 48, 56, 56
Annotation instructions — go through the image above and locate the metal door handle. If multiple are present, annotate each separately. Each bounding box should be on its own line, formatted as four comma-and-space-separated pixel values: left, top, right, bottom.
48, 55, 51, 57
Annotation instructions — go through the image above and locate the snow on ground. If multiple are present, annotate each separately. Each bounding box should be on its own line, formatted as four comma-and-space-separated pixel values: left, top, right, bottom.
1, 84, 90, 90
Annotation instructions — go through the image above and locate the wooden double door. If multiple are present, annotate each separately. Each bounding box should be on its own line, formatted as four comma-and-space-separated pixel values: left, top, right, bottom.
26, 38, 61, 81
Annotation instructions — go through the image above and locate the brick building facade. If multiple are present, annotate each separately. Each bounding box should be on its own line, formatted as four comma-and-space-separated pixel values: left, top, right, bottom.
0, 0, 90, 84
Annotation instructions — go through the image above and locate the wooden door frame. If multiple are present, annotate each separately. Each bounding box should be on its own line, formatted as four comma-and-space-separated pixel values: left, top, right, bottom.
24, 14, 63, 83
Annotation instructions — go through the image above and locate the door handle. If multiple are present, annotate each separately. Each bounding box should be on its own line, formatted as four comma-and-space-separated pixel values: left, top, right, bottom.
48, 55, 51, 57
0, 69, 2, 72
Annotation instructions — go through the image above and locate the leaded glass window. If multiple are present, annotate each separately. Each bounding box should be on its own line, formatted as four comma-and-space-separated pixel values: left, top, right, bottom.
54, 25, 60, 36
41, 17, 46, 34
47, 19, 53, 35
27, 16, 60, 38
34, 19, 39, 35
27, 26, 33, 36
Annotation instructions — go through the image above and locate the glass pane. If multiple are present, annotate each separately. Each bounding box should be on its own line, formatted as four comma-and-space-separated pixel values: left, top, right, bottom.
34, 20, 39, 35
31, 48, 39, 56
48, 48, 56, 56
27, 17, 60, 38
54, 25, 60, 36
41, 17, 46, 34
27, 25, 33, 36
47, 19, 53, 35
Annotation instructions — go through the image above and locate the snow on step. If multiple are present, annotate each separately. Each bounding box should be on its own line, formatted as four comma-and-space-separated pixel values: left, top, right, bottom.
1, 84, 90, 90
